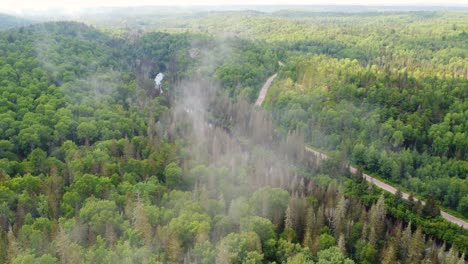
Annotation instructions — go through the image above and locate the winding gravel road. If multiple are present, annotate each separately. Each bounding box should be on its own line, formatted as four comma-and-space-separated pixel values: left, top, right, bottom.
255, 73, 277, 106
258, 74, 468, 229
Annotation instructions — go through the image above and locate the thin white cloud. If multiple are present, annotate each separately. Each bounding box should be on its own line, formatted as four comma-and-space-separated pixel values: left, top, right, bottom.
0, 0, 467, 13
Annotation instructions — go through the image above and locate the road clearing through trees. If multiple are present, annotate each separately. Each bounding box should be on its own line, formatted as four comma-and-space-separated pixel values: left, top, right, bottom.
257, 73, 468, 229
255, 73, 277, 106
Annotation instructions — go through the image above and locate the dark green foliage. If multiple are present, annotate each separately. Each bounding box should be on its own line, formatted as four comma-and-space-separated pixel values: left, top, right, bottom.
345, 177, 468, 254
354, 240, 377, 264
422, 194, 441, 218
0, 10, 466, 264
164, 162, 182, 189
216, 39, 279, 101
268, 54, 467, 216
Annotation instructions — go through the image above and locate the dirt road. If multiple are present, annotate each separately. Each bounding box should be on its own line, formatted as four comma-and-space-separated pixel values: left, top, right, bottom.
305, 147, 468, 229
259, 75, 468, 229
255, 73, 277, 106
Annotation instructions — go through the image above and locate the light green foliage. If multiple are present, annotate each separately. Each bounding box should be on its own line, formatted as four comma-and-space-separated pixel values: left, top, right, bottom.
228, 197, 252, 224
240, 216, 277, 259
192, 240, 216, 264
354, 240, 377, 264
12, 252, 58, 264
77, 121, 98, 145
240, 216, 276, 244
318, 233, 336, 251
250, 187, 290, 225
216, 232, 263, 264
0, 10, 467, 264
276, 239, 311, 263
18, 217, 53, 254
61, 174, 113, 217
458, 195, 468, 217
269, 52, 468, 215
79, 198, 127, 238
286, 252, 315, 264
164, 162, 182, 189
168, 210, 211, 248
244, 251, 264, 264
317, 246, 354, 264
215, 39, 278, 101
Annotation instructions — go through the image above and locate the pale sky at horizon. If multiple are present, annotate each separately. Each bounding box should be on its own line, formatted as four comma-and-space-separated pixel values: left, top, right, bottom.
1, 0, 467, 13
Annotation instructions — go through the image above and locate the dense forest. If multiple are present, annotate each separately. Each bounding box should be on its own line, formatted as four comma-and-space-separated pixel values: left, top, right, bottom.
169, 10, 468, 218
0, 8, 467, 264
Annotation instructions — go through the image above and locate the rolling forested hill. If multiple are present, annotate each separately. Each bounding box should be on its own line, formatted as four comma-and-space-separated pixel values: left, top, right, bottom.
0, 14, 32, 29
0, 8, 467, 264
166, 10, 468, 218
169, 10, 468, 217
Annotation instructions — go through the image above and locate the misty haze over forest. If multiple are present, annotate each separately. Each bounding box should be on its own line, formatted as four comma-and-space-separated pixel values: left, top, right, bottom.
0, 4, 467, 264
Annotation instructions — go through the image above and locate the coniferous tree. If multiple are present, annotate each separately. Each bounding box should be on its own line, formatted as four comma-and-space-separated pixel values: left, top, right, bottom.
422, 193, 440, 218
334, 195, 346, 236
0, 230, 8, 264
399, 223, 412, 263
381, 242, 397, 264
368, 195, 386, 247
408, 227, 425, 264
